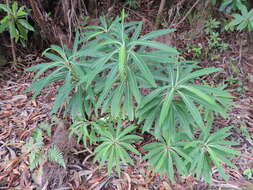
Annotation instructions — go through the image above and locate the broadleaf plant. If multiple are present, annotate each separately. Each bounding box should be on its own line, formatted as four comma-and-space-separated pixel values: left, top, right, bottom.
27, 11, 238, 184
219, 0, 247, 13
225, 5, 253, 32
0, 1, 34, 65
0, 1, 34, 44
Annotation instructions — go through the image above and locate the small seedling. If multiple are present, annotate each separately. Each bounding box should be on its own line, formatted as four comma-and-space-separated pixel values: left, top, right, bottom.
204, 18, 221, 35
186, 43, 203, 59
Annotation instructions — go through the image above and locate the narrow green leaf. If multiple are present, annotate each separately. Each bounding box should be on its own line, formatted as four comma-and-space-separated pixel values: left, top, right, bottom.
130, 22, 142, 41
72, 31, 80, 55
180, 85, 215, 105
178, 67, 220, 85
178, 92, 205, 129
208, 147, 228, 181
18, 19, 34, 31
140, 28, 175, 40
118, 125, 136, 139
117, 146, 134, 165
43, 45, 68, 61
124, 84, 134, 120
131, 52, 156, 87
9, 22, 18, 39
96, 67, 118, 112
12, 2, 18, 13
0, 19, 8, 33
120, 142, 140, 155
171, 151, 188, 176
138, 86, 168, 110
207, 126, 232, 143
209, 144, 240, 156
196, 152, 204, 179
202, 155, 212, 184
107, 146, 115, 174
168, 153, 175, 181
128, 68, 142, 104
0, 4, 11, 13
159, 88, 174, 126
51, 73, 73, 113
153, 151, 167, 173
142, 107, 158, 133
86, 50, 117, 88
130, 40, 178, 55
111, 83, 125, 118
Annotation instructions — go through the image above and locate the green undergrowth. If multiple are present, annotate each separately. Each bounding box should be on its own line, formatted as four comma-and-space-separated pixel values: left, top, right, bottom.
25, 11, 240, 184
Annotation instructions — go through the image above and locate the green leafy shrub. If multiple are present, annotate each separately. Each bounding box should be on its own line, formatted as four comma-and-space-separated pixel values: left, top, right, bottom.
93, 120, 142, 175
203, 18, 228, 58
0, 1, 34, 45
27, 12, 239, 184
183, 125, 239, 183
143, 124, 239, 183
225, 5, 253, 32
26, 33, 96, 118
207, 32, 228, 52
27, 12, 178, 121
204, 18, 221, 35
186, 44, 203, 59
137, 64, 233, 137
219, 0, 247, 13
143, 133, 191, 181
211, 0, 247, 13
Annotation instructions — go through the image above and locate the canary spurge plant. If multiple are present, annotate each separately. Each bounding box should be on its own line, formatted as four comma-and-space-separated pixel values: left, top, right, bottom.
26, 11, 239, 184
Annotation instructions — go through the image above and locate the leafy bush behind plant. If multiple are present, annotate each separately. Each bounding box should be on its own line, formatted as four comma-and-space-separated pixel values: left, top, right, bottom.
226, 5, 253, 32
26, 12, 239, 183
211, 0, 247, 13
0, 1, 34, 45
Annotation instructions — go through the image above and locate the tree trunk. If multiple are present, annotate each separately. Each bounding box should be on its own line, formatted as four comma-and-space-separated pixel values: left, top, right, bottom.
28, 0, 71, 47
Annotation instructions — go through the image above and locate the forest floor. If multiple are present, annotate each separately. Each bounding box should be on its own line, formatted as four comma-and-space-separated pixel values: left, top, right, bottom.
0, 1, 253, 190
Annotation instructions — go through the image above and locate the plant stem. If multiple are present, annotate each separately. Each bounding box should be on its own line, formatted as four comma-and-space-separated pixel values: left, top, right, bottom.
155, 0, 166, 29
6, 0, 17, 65
10, 34, 17, 65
